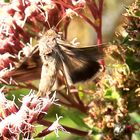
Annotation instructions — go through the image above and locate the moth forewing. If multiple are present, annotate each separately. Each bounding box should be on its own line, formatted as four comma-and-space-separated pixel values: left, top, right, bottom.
58, 41, 103, 60
61, 61, 73, 86
11, 45, 41, 83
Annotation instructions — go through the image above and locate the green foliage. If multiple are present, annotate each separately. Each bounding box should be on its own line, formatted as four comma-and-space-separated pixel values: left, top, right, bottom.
104, 87, 120, 100
4, 0, 10, 2
126, 54, 140, 71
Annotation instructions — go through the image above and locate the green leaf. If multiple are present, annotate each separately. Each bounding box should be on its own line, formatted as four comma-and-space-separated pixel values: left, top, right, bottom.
122, 35, 129, 44
64, 109, 89, 129
126, 56, 140, 71
132, 133, 140, 140
6, 88, 30, 105
4, 0, 10, 2
91, 126, 102, 135
104, 87, 120, 100
130, 112, 140, 123
78, 85, 84, 98
45, 106, 88, 129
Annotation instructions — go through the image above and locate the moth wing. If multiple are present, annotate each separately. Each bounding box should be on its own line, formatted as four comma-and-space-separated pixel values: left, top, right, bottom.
57, 38, 103, 59
57, 43, 103, 83
11, 67, 41, 82
11, 46, 42, 82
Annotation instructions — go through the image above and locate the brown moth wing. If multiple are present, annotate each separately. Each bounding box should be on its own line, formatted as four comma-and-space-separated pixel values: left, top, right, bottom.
11, 46, 42, 82
57, 38, 103, 60
11, 67, 41, 82
57, 43, 103, 83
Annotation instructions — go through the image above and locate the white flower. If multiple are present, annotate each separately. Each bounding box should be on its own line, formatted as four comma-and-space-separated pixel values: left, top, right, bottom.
65, 9, 78, 19
71, 0, 86, 6
48, 114, 70, 137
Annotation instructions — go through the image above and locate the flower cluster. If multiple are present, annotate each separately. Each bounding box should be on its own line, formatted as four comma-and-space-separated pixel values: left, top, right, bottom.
124, 0, 140, 45
0, 88, 65, 139
0, 0, 87, 84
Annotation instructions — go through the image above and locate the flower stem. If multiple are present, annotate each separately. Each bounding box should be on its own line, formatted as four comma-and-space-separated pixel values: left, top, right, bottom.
37, 119, 89, 137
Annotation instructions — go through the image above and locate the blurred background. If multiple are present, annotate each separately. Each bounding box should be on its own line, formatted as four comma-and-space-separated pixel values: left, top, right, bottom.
67, 0, 133, 45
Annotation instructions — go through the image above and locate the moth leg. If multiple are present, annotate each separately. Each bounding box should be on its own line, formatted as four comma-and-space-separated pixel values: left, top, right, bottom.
60, 61, 73, 94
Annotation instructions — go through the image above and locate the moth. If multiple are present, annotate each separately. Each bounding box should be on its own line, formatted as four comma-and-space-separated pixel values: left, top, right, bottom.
36, 28, 103, 96
11, 27, 103, 96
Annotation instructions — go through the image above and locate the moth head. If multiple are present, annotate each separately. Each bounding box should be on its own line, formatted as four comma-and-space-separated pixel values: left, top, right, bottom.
46, 28, 57, 37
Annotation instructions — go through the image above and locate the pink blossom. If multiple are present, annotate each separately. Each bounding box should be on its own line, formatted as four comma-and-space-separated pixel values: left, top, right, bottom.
0, 89, 57, 139
47, 114, 70, 137
71, 0, 86, 6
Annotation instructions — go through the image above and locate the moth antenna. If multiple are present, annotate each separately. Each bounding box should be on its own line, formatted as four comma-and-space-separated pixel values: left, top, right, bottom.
55, 15, 67, 29
55, 7, 82, 30
81, 43, 107, 48
46, 20, 51, 29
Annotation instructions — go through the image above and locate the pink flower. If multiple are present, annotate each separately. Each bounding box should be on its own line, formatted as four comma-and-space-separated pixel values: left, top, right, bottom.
0, 89, 57, 139
71, 0, 86, 6
0, 53, 15, 70
47, 114, 70, 137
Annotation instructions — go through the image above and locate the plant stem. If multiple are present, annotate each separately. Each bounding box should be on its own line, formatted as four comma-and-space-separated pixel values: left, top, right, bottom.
37, 119, 89, 137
